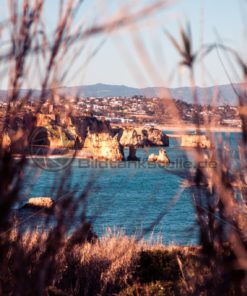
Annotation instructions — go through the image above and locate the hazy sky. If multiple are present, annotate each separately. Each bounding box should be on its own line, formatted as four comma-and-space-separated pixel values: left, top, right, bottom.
0, 0, 246, 88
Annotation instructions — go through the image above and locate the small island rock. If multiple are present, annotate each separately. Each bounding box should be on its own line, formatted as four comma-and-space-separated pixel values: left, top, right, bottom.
23, 197, 54, 209
148, 148, 170, 164
181, 134, 211, 149
148, 153, 158, 162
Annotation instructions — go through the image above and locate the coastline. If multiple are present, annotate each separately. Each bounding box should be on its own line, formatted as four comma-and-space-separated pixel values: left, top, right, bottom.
112, 123, 242, 133
135, 124, 242, 133
158, 125, 241, 133
13, 126, 240, 160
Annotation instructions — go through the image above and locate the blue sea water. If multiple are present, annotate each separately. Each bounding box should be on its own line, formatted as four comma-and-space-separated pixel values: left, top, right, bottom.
16, 131, 242, 245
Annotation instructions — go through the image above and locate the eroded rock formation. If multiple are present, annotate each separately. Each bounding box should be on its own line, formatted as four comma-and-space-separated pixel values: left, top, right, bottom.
116, 127, 169, 147
72, 116, 112, 146
148, 148, 170, 164
143, 127, 169, 146
22, 197, 54, 209
2, 111, 169, 162
72, 116, 124, 161
2, 112, 77, 154
157, 148, 170, 163
181, 134, 211, 149
118, 128, 142, 146
83, 131, 124, 161
114, 126, 169, 161
148, 153, 157, 162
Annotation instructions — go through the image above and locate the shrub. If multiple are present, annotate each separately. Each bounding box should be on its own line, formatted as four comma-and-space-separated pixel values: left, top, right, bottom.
135, 250, 182, 283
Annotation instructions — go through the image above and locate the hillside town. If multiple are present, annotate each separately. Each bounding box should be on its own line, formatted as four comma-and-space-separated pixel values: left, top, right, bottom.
0, 95, 242, 128
82, 96, 241, 127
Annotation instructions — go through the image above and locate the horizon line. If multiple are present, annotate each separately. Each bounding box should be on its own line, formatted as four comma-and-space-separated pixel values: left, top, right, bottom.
0, 82, 243, 91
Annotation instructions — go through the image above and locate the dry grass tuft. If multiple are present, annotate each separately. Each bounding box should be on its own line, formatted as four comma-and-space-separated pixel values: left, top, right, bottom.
2, 228, 201, 296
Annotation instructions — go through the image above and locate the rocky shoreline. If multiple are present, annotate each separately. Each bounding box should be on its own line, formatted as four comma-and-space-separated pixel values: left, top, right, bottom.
2, 113, 169, 162
3, 113, 217, 163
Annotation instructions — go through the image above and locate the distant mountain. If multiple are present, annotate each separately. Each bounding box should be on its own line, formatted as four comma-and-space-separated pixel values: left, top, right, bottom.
0, 83, 242, 105
59, 83, 241, 105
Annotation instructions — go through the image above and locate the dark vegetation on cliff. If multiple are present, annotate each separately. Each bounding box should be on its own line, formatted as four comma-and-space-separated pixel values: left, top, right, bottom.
1, 232, 237, 296
1, 0, 247, 295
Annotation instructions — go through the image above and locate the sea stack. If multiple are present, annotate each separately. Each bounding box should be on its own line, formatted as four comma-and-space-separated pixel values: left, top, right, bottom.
148, 148, 170, 164
22, 197, 55, 209
181, 134, 212, 148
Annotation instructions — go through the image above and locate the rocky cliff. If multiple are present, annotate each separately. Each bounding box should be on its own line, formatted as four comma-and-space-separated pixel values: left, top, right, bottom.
116, 127, 169, 147
2, 112, 169, 162
83, 132, 124, 161
115, 126, 169, 160
72, 116, 124, 161
72, 116, 112, 146
180, 134, 211, 149
2, 112, 77, 154
73, 118, 169, 161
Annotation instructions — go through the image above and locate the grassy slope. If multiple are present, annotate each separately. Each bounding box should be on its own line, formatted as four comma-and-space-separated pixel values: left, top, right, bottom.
3, 229, 207, 296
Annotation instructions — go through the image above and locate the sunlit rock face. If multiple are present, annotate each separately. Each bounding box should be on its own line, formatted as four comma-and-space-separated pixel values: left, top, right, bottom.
30, 114, 77, 153
148, 148, 170, 164
83, 132, 124, 161
118, 128, 142, 147
117, 127, 169, 147
80, 123, 169, 161
3, 112, 77, 154
2, 111, 169, 161
148, 153, 158, 162
36, 113, 77, 149
181, 134, 212, 148
142, 128, 169, 146
1, 132, 11, 150
72, 116, 112, 145
72, 116, 124, 161
23, 197, 54, 209
157, 148, 170, 163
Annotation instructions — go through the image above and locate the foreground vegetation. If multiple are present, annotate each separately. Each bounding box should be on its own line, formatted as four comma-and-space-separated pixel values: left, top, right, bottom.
0, 228, 242, 296
0, 229, 199, 295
